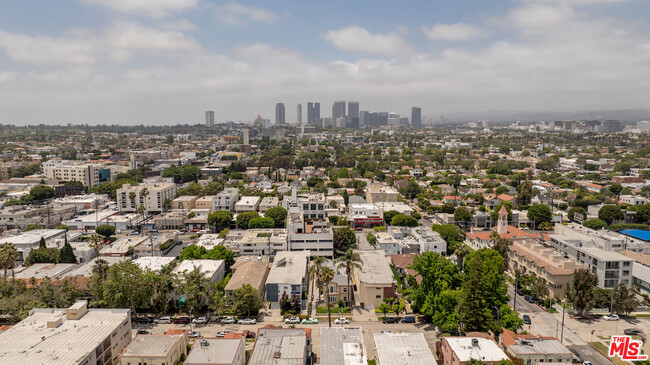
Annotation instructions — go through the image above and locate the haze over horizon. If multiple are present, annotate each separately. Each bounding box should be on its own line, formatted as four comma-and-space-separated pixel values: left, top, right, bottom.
1, 0, 649, 125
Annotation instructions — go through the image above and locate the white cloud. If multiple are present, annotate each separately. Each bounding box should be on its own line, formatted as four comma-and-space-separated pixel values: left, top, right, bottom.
80, 0, 197, 17
507, 3, 576, 30
106, 22, 200, 60
422, 22, 488, 41
0, 31, 97, 65
213, 2, 279, 25
322, 26, 410, 55
523, 0, 627, 5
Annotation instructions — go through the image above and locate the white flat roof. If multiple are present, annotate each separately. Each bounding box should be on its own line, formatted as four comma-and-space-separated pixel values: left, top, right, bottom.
320, 327, 367, 365
266, 251, 309, 285
356, 250, 395, 285
444, 337, 509, 363
172, 259, 224, 278
14, 263, 77, 279
121, 334, 183, 358
374, 332, 435, 365
134, 256, 176, 272
185, 338, 243, 365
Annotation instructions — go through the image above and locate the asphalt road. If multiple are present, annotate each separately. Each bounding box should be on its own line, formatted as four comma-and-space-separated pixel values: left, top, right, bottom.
508, 285, 614, 365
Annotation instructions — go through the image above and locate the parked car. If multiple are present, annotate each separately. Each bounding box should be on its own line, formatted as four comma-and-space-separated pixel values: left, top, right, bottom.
355, 227, 363, 231
624, 328, 644, 335
242, 330, 256, 339
401, 316, 416, 323
215, 331, 229, 337
154, 316, 172, 324
582, 361, 593, 365
523, 315, 531, 325
136, 329, 150, 335
131, 231, 140, 235
237, 318, 257, 325
301, 317, 319, 324
284, 317, 301, 324
334, 317, 350, 324
193, 317, 208, 324
603, 314, 619, 321
382, 317, 399, 324
173, 316, 191, 324
220, 317, 236, 324
135, 316, 153, 324
524, 295, 535, 303
189, 331, 201, 338
570, 349, 583, 363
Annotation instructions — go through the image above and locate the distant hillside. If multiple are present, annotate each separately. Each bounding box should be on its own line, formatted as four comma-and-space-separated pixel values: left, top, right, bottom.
436, 109, 650, 124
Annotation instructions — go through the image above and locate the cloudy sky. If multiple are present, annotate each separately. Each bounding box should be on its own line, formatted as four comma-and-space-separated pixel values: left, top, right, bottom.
0, 0, 649, 124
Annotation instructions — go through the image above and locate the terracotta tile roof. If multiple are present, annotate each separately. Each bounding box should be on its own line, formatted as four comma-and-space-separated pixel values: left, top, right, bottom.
390, 253, 422, 284
496, 194, 514, 201
620, 250, 650, 266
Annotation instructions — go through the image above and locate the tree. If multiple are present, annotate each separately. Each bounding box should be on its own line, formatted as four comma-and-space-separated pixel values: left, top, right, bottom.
611, 283, 638, 316
609, 183, 623, 197
58, 236, 77, 264
536, 156, 558, 171
208, 210, 233, 232
103, 260, 154, 314
568, 207, 586, 222
233, 284, 262, 316
378, 302, 391, 320
95, 224, 116, 238
598, 205, 624, 225
566, 268, 598, 316
383, 210, 400, 225
518, 180, 534, 206
236, 212, 260, 229
454, 207, 472, 223
636, 204, 650, 223
39, 236, 46, 249
342, 190, 349, 207
0, 243, 19, 278
29, 184, 55, 201
584, 219, 608, 230
176, 268, 212, 314
177, 182, 204, 196
401, 180, 422, 200
265, 207, 288, 228
333, 227, 356, 253
366, 233, 377, 246
88, 233, 103, 258
492, 237, 512, 271
459, 248, 509, 334
538, 221, 554, 231
25, 246, 59, 266
310, 256, 326, 307
319, 266, 335, 327
528, 204, 552, 229
454, 246, 469, 272
467, 359, 488, 365
432, 224, 466, 252
390, 214, 419, 227
248, 217, 275, 229
335, 248, 363, 307
179, 245, 235, 270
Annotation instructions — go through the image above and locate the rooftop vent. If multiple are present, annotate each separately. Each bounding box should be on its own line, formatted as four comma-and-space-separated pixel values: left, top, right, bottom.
471, 338, 479, 347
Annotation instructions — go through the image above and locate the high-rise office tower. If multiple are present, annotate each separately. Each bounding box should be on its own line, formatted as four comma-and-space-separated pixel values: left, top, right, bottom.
332, 101, 346, 124
307, 102, 321, 124
411, 107, 422, 128
297, 104, 302, 124
242, 129, 249, 145
275, 103, 285, 124
205, 111, 214, 127
348, 101, 359, 129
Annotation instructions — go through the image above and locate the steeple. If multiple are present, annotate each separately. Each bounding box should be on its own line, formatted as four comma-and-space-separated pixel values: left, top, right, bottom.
497, 206, 508, 235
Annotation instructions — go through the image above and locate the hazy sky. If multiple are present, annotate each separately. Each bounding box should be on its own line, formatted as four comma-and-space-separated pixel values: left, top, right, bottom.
0, 0, 649, 124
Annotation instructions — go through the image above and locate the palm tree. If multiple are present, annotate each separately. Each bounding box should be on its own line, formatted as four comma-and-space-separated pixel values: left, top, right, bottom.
0, 243, 19, 279
128, 191, 136, 210
335, 248, 362, 307
137, 205, 146, 235
454, 246, 469, 272
88, 234, 103, 258
311, 256, 326, 304
489, 230, 501, 247
319, 266, 335, 327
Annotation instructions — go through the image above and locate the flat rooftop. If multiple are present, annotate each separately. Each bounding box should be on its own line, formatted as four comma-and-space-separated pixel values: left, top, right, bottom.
444, 337, 509, 363
509, 338, 572, 355
265, 251, 309, 285
320, 327, 367, 365
0, 307, 130, 364
133, 256, 176, 272
185, 338, 243, 365
249, 328, 308, 365
120, 334, 183, 358
356, 250, 395, 285
224, 259, 269, 292
14, 263, 77, 279
172, 259, 224, 278
374, 332, 435, 365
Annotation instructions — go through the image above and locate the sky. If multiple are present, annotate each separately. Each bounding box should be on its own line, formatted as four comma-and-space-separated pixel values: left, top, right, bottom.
0, 0, 649, 125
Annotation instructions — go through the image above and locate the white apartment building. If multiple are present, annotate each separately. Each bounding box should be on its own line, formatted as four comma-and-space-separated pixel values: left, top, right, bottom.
287, 208, 334, 257
412, 227, 447, 254
239, 228, 288, 255
43, 160, 102, 187
214, 188, 239, 211
374, 231, 401, 255
234, 196, 261, 212
366, 183, 399, 203
116, 178, 177, 214
0, 301, 132, 365
265, 251, 310, 309
282, 189, 327, 219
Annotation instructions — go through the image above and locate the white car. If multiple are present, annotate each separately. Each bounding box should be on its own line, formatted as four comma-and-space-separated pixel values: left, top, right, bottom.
237, 318, 257, 325
154, 316, 172, 324
334, 317, 350, 324
192, 317, 208, 324
603, 314, 619, 321
284, 317, 301, 324
220, 316, 236, 324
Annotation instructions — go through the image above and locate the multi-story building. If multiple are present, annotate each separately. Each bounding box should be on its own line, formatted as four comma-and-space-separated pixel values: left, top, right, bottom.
411, 227, 447, 254
374, 231, 401, 255
307, 102, 320, 124
411, 106, 422, 128
275, 103, 286, 124
348, 203, 384, 228
118, 333, 187, 365
353, 250, 396, 309
43, 160, 102, 187
0, 228, 67, 262
185, 337, 246, 365
348, 101, 359, 128
374, 332, 435, 364
116, 178, 176, 214
287, 208, 333, 257
282, 189, 327, 219
171, 195, 199, 210
320, 327, 367, 365
259, 196, 279, 212
0, 300, 132, 365
239, 228, 288, 255
509, 237, 582, 298
549, 223, 637, 288
441, 337, 509, 365
620, 250, 650, 295
234, 196, 260, 212
332, 101, 346, 123
503, 330, 573, 365
322, 259, 351, 305
265, 251, 310, 309
205, 110, 215, 127
172, 259, 226, 284
214, 188, 239, 212
366, 183, 399, 203
224, 257, 269, 305
249, 326, 312, 365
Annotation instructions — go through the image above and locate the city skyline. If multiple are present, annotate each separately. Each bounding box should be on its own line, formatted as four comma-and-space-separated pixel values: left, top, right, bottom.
1, 0, 650, 124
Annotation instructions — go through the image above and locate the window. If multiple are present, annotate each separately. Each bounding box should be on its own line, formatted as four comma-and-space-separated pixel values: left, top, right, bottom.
376, 295, 381, 298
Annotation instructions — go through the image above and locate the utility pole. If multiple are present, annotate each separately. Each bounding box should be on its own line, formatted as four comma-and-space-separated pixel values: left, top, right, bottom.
561, 300, 566, 343
513, 271, 519, 311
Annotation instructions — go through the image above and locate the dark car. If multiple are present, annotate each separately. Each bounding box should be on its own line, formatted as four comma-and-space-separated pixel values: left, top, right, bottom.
135, 316, 153, 324
243, 330, 256, 339
173, 316, 191, 324
570, 349, 583, 363
523, 295, 535, 303
624, 329, 644, 336
382, 317, 399, 324
401, 316, 416, 323
136, 329, 150, 335
523, 314, 532, 325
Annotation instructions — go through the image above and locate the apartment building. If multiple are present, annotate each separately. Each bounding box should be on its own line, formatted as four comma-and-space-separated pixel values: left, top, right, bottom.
353, 250, 396, 309
116, 178, 177, 214
366, 183, 399, 203
214, 188, 239, 211
348, 203, 384, 228
185, 338, 246, 365
549, 223, 637, 288
171, 195, 199, 210
620, 250, 650, 295
195, 195, 217, 211
224, 257, 269, 305
172, 259, 226, 284
509, 238, 582, 298
234, 196, 260, 213
322, 260, 351, 305
259, 196, 279, 212
374, 231, 401, 255
374, 332, 435, 365
287, 208, 333, 257
503, 330, 573, 365
249, 327, 312, 365
43, 160, 103, 187
411, 227, 447, 254
282, 189, 327, 219
441, 337, 508, 365
265, 251, 310, 309
0, 228, 67, 262
0, 301, 132, 365
320, 327, 367, 365
118, 334, 187, 365
239, 228, 288, 255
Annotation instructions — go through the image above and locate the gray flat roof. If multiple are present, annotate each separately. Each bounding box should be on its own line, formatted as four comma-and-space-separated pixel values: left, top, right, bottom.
249, 328, 307, 365
120, 334, 182, 358
320, 327, 367, 365
185, 338, 243, 365
265, 251, 309, 285
374, 332, 435, 365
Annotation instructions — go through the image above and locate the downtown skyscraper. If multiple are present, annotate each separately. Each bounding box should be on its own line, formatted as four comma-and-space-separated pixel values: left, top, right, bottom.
411, 107, 422, 128
275, 103, 286, 124
205, 110, 214, 127
348, 101, 359, 129
307, 102, 320, 125
332, 101, 346, 127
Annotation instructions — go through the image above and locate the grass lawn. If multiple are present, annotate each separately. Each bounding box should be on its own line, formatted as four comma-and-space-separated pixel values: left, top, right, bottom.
316, 305, 351, 314
589, 342, 627, 365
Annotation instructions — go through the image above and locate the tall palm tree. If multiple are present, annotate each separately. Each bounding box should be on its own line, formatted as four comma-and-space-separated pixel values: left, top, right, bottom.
319, 266, 335, 327
311, 256, 326, 304
137, 205, 146, 236
335, 248, 362, 307
0, 243, 19, 279
128, 191, 136, 210
88, 234, 103, 259
454, 246, 469, 272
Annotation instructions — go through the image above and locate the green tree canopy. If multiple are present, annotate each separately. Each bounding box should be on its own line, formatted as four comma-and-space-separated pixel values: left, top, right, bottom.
207, 210, 233, 231
95, 224, 116, 238
29, 184, 56, 201
567, 207, 586, 222
598, 205, 624, 225
248, 217, 275, 229
454, 207, 473, 222
333, 227, 356, 253
527, 204, 552, 228
390, 214, 419, 227
264, 207, 288, 228
383, 210, 400, 225
584, 219, 608, 230
236, 211, 260, 229
233, 284, 262, 316
566, 268, 598, 315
